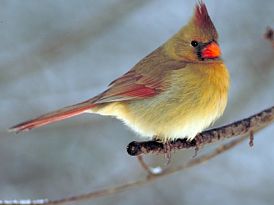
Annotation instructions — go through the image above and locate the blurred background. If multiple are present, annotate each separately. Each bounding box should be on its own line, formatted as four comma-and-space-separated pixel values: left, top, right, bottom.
1, 0, 274, 204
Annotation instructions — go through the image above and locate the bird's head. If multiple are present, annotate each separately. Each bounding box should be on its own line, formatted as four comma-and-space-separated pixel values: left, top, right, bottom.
165, 2, 221, 62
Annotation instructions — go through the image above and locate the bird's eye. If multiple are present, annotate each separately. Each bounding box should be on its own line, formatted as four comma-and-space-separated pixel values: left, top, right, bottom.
191, 40, 199, 47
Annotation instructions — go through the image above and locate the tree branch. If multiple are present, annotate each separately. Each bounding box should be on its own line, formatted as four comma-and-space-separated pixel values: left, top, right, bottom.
265, 27, 274, 47
127, 105, 274, 156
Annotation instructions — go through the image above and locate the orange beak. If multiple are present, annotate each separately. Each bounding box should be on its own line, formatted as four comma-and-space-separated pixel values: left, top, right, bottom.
201, 42, 221, 59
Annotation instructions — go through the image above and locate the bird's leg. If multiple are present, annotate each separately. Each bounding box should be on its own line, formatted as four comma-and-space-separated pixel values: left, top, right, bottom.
153, 136, 173, 166
136, 137, 172, 175
163, 140, 173, 165
193, 145, 199, 158
249, 130, 254, 147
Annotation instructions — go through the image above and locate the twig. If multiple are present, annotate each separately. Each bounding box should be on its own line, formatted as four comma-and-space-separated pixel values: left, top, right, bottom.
137, 156, 155, 175
0, 135, 247, 205
137, 156, 166, 175
265, 27, 274, 47
0, 199, 49, 205
127, 105, 274, 156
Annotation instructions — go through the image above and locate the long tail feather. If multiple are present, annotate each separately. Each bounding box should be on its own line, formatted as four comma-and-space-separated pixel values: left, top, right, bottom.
9, 101, 96, 133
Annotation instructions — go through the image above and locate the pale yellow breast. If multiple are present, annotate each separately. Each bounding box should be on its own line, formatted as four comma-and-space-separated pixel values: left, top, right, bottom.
93, 62, 229, 141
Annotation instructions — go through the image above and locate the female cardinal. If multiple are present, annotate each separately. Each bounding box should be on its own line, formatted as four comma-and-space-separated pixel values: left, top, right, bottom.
10, 2, 230, 144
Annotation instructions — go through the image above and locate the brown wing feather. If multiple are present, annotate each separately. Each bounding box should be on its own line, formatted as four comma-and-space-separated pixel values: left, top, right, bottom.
94, 46, 186, 103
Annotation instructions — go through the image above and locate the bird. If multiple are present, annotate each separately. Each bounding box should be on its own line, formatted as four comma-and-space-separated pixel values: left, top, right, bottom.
10, 2, 230, 146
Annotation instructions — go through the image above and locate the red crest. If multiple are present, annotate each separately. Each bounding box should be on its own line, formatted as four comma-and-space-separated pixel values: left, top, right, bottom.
194, 1, 218, 39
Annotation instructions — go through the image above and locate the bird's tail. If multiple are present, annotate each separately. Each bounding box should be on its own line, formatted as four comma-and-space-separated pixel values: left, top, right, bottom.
9, 100, 96, 133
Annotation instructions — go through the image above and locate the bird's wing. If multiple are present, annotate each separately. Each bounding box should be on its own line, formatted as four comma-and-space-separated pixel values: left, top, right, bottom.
9, 47, 186, 132
93, 47, 186, 104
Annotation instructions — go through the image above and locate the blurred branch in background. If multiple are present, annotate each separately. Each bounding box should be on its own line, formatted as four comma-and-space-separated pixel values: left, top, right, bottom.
0, 0, 150, 87
0, 136, 248, 205
265, 27, 274, 47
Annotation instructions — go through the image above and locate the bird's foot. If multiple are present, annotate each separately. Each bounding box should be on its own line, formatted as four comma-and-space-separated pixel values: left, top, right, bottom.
163, 141, 173, 165
136, 138, 175, 175
249, 130, 254, 147
152, 137, 174, 166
